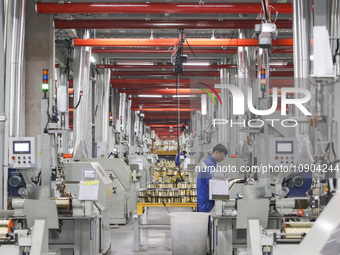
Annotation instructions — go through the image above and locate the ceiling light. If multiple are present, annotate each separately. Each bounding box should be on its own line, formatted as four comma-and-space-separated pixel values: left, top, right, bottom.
270, 62, 288, 66
116, 61, 154, 65
211, 30, 216, 40
138, 95, 163, 98
183, 62, 210, 66
172, 95, 195, 98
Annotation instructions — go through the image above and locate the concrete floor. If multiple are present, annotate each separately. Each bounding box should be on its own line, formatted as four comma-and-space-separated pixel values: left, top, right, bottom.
110, 207, 192, 255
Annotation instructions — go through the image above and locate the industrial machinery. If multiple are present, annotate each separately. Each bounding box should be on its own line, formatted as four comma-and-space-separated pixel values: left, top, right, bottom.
81, 158, 137, 224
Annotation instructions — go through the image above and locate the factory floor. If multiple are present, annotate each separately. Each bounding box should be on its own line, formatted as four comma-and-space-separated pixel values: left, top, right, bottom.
110, 207, 192, 254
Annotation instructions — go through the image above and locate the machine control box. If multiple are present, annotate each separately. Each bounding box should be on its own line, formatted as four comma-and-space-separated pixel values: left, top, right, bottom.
269, 137, 297, 166
8, 137, 36, 169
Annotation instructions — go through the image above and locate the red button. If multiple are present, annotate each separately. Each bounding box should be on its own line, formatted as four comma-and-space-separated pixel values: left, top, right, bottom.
275, 156, 279, 160
12, 156, 15, 160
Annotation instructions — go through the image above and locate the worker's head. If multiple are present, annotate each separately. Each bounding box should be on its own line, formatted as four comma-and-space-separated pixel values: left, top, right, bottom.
211, 144, 228, 162
183, 150, 187, 155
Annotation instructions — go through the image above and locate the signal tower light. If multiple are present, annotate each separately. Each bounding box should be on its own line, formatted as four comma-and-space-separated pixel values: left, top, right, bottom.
42, 69, 49, 96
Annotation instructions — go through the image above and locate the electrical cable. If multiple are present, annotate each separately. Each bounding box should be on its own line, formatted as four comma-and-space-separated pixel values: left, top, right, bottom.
185, 38, 199, 61
333, 39, 340, 64
262, 0, 269, 22
73, 94, 82, 109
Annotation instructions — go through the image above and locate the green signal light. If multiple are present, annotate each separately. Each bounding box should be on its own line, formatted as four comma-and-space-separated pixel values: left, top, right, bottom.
42, 83, 49, 92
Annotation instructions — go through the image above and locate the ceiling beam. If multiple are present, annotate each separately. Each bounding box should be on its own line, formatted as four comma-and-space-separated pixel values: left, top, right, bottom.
111, 71, 220, 77
74, 38, 293, 47
55, 19, 292, 29
98, 64, 237, 69
92, 48, 293, 54
37, 3, 292, 14
118, 88, 220, 95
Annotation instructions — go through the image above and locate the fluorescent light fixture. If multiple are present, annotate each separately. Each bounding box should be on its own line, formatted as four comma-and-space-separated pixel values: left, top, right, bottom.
172, 95, 195, 98
211, 30, 216, 40
116, 61, 154, 65
90, 55, 96, 63
183, 62, 210, 66
138, 95, 163, 98
270, 62, 288, 66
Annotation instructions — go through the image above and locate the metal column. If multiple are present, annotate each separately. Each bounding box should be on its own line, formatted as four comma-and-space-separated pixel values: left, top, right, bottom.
0, 0, 6, 210
293, 0, 312, 134
73, 44, 92, 159
101, 59, 111, 153
5, 0, 26, 137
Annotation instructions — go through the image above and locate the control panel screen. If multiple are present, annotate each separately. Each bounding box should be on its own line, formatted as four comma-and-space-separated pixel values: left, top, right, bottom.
276, 141, 293, 154
13, 141, 31, 154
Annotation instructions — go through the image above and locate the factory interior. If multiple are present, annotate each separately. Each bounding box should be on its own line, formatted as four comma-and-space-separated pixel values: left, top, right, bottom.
1, 0, 340, 254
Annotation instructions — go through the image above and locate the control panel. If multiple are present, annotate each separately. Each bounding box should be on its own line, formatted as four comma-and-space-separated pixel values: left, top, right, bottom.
269, 137, 297, 166
9, 137, 36, 169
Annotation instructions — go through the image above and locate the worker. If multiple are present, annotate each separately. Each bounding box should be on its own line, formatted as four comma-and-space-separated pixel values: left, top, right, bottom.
197, 144, 228, 212
175, 150, 187, 167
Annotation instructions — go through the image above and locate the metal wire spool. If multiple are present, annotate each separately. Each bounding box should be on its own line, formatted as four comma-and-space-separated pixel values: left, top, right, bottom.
189, 189, 197, 196
190, 196, 197, 203
139, 189, 147, 196
0, 219, 14, 240
179, 189, 187, 196
177, 182, 189, 189
147, 189, 156, 196
52, 197, 71, 213
190, 183, 197, 189
180, 196, 190, 203
284, 221, 313, 239
147, 182, 157, 189
138, 197, 148, 203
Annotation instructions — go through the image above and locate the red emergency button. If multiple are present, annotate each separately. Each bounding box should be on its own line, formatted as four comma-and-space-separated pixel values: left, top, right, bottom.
12, 156, 15, 160
275, 156, 279, 160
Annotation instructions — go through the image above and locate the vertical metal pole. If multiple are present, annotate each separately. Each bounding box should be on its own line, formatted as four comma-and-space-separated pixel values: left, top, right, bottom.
102, 59, 110, 152
5, 0, 26, 137
293, 0, 312, 134
92, 69, 96, 158
0, 0, 5, 210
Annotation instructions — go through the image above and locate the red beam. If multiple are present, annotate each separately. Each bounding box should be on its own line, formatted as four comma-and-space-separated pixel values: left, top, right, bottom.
98, 64, 237, 69
93, 48, 293, 54
100, 64, 292, 70
111, 78, 191, 85
148, 125, 188, 128
144, 116, 191, 120
134, 103, 199, 108
131, 98, 198, 103
111, 71, 220, 77
132, 108, 199, 111
74, 38, 293, 47
37, 3, 292, 14
113, 84, 191, 88
55, 19, 292, 29
118, 88, 220, 95
271, 71, 294, 77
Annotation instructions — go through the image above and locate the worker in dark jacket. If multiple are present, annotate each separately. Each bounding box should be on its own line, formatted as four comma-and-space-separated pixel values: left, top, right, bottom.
175, 150, 187, 167
197, 144, 228, 212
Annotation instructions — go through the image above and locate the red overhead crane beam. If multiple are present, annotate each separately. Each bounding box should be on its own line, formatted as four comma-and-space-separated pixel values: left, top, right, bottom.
74, 38, 293, 47
144, 115, 191, 120
98, 64, 237, 69
55, 19, 292, 29
37, 3, 292, 14
92, 48, 293, 54
99, 64, 293, 70
148, 125, 188, 128
111, 78, 191, 85
131, 108, 199, 111
111, 71, 220, 77
118, 88, 220, 95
